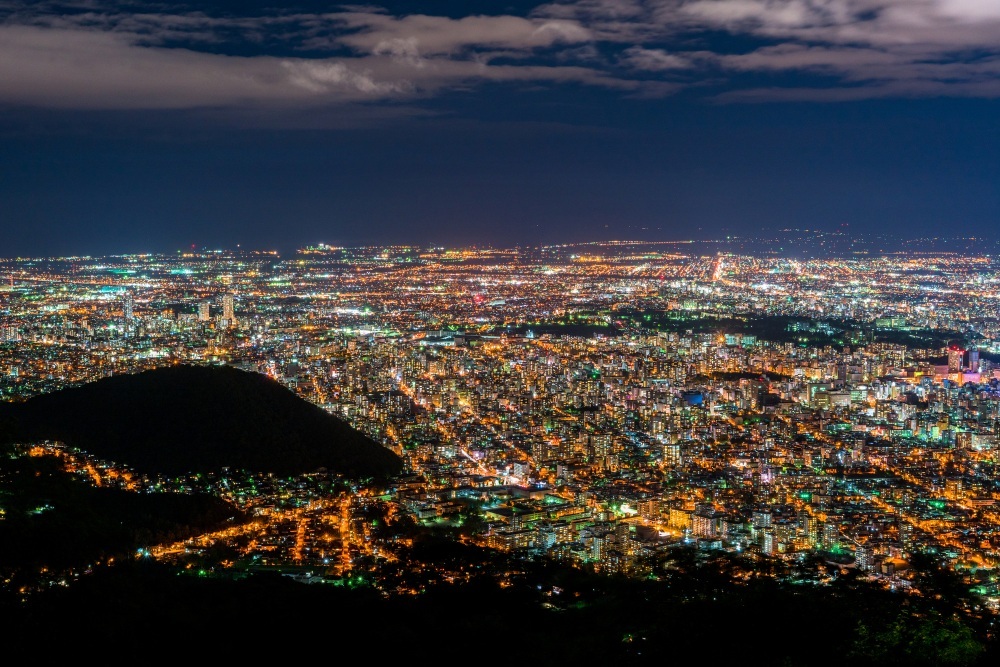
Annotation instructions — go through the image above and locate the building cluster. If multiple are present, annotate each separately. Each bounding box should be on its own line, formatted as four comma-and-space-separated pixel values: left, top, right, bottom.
3, 242, 1000, 603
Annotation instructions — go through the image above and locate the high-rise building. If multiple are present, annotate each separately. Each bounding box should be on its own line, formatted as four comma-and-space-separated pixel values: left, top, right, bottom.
692, 504, 717, 538
967, 349, 980, 373
948, 346, 965, 373
752, 509, 772, 529
220, 293, 237, 328
122, 291, 134, 335
899, 521, 914, 553
198, 301, 211, 322
761, 529, 776, 555
822, 522, 839, 549
855, 544, 874, 571
663, 442, 682, 467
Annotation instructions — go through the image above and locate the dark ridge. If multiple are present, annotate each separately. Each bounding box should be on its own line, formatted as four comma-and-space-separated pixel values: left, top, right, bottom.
1, 554, 993, 665
0, 365, 402, 478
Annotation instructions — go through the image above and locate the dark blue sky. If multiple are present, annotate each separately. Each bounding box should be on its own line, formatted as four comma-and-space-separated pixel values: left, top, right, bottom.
1, 0, 998, 256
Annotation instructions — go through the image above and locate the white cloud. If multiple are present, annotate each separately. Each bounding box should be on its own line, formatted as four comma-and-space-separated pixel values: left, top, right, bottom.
0, 19, 649, 110
539, 0, 1000, 99
371, 37, 427, 68
621, 46, 691, 70
1, 0, 999, 111
711, 44, 907, 72
280, 60, 409, 96
680, 0, 818, 27
930, 0, 1000, 22
0, 24, 391, 108
332, 13, 592, 55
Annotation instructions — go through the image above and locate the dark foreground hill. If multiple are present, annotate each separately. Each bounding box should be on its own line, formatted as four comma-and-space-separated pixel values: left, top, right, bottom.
0, 555, 994, 666
0, 365, 402, 478
0, 453, 245, 576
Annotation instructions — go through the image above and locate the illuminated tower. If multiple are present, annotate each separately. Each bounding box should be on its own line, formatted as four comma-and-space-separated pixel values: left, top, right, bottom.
222, 293, 235, 324
198, 301, 211, 322
122, 291, 134, 335
948, 346, 964, 373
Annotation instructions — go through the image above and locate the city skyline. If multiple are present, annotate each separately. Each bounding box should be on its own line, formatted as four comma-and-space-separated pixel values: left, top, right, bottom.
2, 0, 999, 256
5, 231, 1000, 262
4, 241, 1000, 659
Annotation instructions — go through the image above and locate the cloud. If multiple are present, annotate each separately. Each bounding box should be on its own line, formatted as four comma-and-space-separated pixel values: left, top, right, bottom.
537, 0, 1000, 99
704, 43, 910, 78
371, 37, 427, 68
330, 13, 592, 55
533, 0, 663, 40
0, 24, 388, 108
0, 19, 648, 110
1, 0, 999, 113
621, 46, 691, 70
537, 0, 1000, 48
679, 0, 818, 27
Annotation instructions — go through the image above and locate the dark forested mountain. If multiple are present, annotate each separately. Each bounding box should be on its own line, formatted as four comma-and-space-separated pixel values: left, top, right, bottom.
0, 365, 402, 478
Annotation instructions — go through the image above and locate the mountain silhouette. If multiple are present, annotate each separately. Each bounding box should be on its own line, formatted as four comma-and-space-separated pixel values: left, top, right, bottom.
0, 365, 402, 479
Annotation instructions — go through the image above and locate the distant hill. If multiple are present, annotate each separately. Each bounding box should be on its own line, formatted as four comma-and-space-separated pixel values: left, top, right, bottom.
0, 365, 402, 478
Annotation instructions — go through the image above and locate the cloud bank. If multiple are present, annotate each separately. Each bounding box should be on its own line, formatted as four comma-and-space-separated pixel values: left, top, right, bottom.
537, 0, 1000, 99
0, 0, 998, 112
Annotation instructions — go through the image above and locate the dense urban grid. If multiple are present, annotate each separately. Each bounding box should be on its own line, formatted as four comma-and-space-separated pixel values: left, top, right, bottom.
4, 239, 1000, 612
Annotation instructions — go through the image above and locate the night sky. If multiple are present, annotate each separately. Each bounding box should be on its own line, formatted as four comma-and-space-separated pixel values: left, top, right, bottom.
1, 0, 998, 256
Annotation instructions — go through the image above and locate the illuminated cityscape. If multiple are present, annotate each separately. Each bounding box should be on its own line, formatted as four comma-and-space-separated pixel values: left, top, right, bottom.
4, 0, 1000, 658
5, 238, 1000, 615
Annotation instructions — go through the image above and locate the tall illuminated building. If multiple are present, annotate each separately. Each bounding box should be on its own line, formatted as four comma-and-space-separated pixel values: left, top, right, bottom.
122, 291, 134, 335
198, 301, 211, 322
948, 346, 964, 373
856, 544, 874, 571
967, 349, 980, 373
663, 442, 682, 467
222, 294, 235, 323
